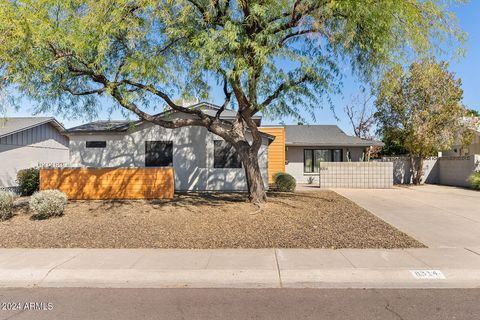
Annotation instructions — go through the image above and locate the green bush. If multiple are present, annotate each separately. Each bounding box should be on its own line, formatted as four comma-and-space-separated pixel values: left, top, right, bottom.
16, 168, 40, 196
468, 171, 480, 190
29, 189, 67, 220
273, 172, 296, 192
0, 191, 17, 221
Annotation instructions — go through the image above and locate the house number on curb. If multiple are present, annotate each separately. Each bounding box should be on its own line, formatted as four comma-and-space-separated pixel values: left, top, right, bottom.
410, 270, 446, 279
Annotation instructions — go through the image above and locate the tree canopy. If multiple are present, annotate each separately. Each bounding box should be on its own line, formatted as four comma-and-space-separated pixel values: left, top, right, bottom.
374, 59, 471, 183
0, 0, 465, 120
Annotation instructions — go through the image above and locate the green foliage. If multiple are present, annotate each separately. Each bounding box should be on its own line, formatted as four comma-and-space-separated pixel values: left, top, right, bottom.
0, 0, 465, 122
29, 189, 68, 220
375, 59, 470, 158
273, 172, 296, 192
468, 172, 480, 190
381, 134, 408, 156
0, 191, 17, 221
466, 109, 480, 117
16, 168, 40, 196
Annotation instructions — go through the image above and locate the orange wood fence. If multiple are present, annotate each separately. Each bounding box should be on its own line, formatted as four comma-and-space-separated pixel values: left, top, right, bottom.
259, 127, 286, 183
40, 167, 174, 200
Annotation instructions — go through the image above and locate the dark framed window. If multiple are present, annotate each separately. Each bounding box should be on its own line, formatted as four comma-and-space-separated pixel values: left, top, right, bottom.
214, 140, 242, 168
145, 141, 173, 167
304, 149, 343, 173
86, 141, 106, 148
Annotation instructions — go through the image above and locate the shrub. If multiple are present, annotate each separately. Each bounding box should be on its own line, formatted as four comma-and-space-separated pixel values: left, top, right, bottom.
29, 189, 67, 219
468, 171, 480, 190
16, 168, 40, 196
273, 172, 296, 192
0, 191, 17, 220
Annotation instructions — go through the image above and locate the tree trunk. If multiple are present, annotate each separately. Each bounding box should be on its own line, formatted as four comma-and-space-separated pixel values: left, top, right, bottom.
237, 144, 267, 204
411, 156, 424, 185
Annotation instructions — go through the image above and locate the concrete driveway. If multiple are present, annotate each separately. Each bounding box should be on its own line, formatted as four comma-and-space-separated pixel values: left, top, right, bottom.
335, 185, 480, 248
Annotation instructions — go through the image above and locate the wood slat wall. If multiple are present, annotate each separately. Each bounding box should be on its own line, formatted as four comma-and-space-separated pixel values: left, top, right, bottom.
40, 167, 174, 200
259, 127, 286, 183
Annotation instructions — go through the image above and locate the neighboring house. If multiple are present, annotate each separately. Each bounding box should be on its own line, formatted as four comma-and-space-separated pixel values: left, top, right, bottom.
66, 103, 272, 191
0, 117, 69, 187
443, 128, 480, 157
66, 102, 383, 190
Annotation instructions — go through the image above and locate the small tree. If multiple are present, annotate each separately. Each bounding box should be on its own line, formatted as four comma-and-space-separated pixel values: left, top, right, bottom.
345, 93, 375, 140
0, 1, 465, 202
375, 59, 471, 184
344, 93, 380, 160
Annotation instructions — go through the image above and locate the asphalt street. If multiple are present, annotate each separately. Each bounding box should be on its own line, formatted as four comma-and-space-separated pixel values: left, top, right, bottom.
0, 288, 479, 320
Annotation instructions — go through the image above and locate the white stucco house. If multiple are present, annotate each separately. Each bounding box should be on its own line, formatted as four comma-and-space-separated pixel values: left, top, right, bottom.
66, 103, 272, 191
65, 102, 383, 191
0, 117, 69, 188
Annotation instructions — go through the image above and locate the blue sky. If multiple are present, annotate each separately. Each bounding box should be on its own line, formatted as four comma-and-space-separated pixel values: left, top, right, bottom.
6, 1, 480, 135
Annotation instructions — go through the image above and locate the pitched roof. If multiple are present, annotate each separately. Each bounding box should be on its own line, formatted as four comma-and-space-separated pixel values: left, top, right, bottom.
66, 102, 262, 134
0, 117, 65, 139
284, 125, 384, 147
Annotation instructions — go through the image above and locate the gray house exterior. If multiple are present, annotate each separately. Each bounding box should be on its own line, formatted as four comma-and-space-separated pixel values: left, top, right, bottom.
66, 104, 271, 191
283, 125, 384, 183
0, 117, 69, 187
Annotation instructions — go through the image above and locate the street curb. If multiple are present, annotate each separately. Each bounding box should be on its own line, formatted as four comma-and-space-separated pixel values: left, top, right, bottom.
0, 268, 480, 289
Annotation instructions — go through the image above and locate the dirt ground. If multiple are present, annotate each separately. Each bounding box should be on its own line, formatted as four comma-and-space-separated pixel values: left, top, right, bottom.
0, 191, 424, 249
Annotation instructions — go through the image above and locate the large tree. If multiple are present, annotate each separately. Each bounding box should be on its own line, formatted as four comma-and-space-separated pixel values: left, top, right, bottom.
0, 0, 464, 202
375, 59, 471, 184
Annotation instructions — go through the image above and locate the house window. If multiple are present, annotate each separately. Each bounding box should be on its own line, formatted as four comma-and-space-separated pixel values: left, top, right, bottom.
86, 141, 106, 148
304, 149, 343, 173
145, 141, 173, 167
214, 140, 242, 168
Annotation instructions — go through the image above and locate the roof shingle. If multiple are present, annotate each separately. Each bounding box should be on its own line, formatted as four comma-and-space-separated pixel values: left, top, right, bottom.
285, 125, 383, 147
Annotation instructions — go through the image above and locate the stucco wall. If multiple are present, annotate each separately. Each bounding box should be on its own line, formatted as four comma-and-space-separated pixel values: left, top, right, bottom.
285, 146, 366, 183
381, 155, 480, 187
380, 156, 439, 185
438, 155, 480, 187
0, 124, 70, 187
69, 123, 269, 191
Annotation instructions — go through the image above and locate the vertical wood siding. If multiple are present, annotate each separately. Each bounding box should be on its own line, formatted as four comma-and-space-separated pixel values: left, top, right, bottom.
0, 123, 68, 147
259, 127, 286, 183
40, 167, 174, 199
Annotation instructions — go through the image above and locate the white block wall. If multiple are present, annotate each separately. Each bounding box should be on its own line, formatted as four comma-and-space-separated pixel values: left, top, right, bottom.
315, 162, 393, 189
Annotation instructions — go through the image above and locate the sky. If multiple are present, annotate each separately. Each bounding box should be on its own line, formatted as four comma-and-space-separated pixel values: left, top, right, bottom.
5, 1, 480, 135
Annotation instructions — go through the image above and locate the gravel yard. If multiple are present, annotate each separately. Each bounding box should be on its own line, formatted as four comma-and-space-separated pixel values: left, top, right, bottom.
0, 191, 424, 249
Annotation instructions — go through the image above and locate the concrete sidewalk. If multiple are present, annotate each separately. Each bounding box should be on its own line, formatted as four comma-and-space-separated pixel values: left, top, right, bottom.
1, 248, 480, 289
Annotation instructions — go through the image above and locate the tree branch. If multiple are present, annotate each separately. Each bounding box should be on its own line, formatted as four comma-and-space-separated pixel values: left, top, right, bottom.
281, 28, 321, 45
110, 87, 207, 129
260, 74, 311, 108
61, 85, 105, 96
121, 80, 213, 121
216, 75, 232, 119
